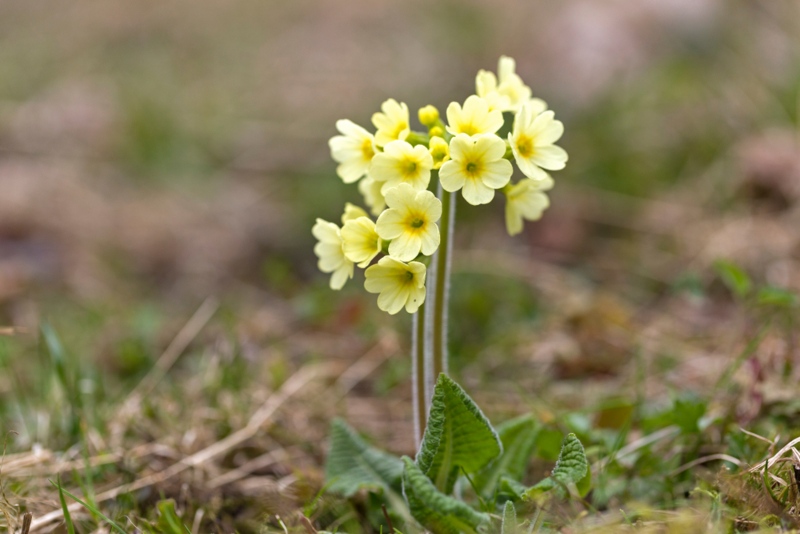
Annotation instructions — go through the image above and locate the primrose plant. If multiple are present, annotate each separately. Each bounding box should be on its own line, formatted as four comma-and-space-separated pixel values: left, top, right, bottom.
314, 57, 584, 533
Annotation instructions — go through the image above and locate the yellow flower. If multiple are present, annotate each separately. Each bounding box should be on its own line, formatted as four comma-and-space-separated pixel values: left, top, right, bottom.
341, 216, 381, 267
370, 140, 433, 194
445, 95, 504, 137
476, 56, 541, 113
328, 119, 376, 184
372, 98, 410, 147
509, 106, 568, 180
475, 69, 508, 112
364, 257, 427, 315
358, 176, 386, 216
495, 56, 533, 112
439, 134, 513, 206
504, 175, 554, 236
341, 203, 369, 224
376, 183, 441, 262
429, 136, 450, 170
312, 219, 353, 290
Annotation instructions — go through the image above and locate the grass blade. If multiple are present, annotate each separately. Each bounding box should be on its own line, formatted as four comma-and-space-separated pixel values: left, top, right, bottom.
56, 478, 76, 534
50, 479, 126, 534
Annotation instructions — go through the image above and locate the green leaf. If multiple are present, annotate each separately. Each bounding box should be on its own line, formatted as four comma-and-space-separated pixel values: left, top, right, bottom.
402, 457, 490, 534
757, 287, 798, 308
41, 323, 82, 435
416, 374, 502, 493
325, 418, 403, 497
714, 260, 751, 298
501, 501, 517, 534
672, 397, 706, 434
498, 476, 528, 501
524, 433, 590, 500
156, 499, 191, 534
534, 426, 563, 461
473, 414, 538, 498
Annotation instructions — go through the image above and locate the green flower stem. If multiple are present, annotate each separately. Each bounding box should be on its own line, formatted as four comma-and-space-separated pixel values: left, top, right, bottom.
423, 259, 435, 409
432, 187, 455, 381
412, 302, 427, 445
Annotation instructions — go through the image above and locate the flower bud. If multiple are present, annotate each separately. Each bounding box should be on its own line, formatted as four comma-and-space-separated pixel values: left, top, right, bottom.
418, 105, 440, 128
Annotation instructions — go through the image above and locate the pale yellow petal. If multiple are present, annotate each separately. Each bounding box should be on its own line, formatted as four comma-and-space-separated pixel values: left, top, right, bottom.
330, 264, 353, 290
536, 119, 564, 146
341, 203, 369, 224
413, 191, 441, 223
419, 224, 441, 256
439, 161, 466, 192
462, 178, 495, 205
388, 232, 421, 262
516, 191, 550, 220
480, 159, 513, 189
375, 209, 405, 240
384, 182, 418, 210
498, 56, 516, 83
473, 134, 507, 162
377, 283, 408, 315
531, 145, 568, 170
341, 217, 380, 265
505, 202, 523, 236
312, 219, 340, 243
404, 285, 426, 314
358, 177, 386, 215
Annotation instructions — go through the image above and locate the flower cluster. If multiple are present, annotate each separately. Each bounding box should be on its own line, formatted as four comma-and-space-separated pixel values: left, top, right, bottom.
314, 56, 568, 313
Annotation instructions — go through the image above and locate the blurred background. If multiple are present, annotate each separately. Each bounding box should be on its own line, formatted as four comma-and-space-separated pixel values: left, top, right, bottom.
2, 0, 797, 306
1, 0, 800, 529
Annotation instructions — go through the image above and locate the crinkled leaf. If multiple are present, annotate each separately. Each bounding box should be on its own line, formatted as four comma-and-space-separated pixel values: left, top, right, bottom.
402, 457, 490, 534
416, 374, 502, 493
325, 418, 403, 497
501, 500, 517, 534
524, 433, 590, 500
574, 462, 592, 497
498, 475, 528, 501
473, 414, 538, 498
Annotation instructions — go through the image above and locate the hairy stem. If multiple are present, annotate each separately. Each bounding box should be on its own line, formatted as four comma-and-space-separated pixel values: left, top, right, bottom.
424, 250, 436, 409
412, 303, 427, 445
433, 187, 455, 380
